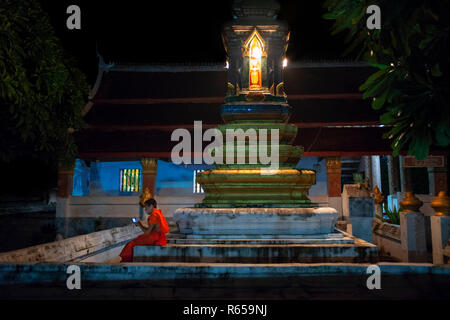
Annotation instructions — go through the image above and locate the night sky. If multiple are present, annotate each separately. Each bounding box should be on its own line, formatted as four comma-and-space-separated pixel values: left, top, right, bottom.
38, 0, 348, 85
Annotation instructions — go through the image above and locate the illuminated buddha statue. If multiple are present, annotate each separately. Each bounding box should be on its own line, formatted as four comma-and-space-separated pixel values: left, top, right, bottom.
249, 37, 262, 89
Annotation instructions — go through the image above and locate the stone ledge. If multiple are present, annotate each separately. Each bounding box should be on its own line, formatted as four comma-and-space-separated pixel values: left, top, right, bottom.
133, 231, 378, 264
167, 238, 355, 245
0, 224, 141, 264
168, 231, 345, 239
69, 196, 140, 205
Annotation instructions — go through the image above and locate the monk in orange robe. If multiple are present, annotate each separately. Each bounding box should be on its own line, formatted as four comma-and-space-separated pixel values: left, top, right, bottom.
118, 198, 169, 262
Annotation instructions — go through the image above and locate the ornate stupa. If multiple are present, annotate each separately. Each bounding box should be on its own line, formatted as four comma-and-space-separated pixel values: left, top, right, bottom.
168, 2, 377, 264
195, 0, 316, 208
174, 0, 339, 237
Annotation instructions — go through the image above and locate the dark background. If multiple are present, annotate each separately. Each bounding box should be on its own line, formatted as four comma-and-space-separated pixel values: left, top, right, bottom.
0, 1, 349, 252
38, 0, 348, 85
0, 1, 443, 253
1, 0, 348, 197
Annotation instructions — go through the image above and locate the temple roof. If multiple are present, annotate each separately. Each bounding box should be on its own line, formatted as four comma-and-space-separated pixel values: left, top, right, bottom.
232, 0, 280, 19
75, 61, 448, 159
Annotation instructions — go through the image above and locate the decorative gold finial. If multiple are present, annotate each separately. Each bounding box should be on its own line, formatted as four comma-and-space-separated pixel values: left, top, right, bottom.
276, 82, 285, 96
357, 177, 370, 190
373, 185, 384, 204
226, 82, 235, 96
139, 187, 151, 207
431, 191, 450, 216
400, 192, 423, 212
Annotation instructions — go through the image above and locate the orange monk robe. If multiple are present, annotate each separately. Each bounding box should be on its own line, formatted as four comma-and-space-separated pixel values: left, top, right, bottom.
119, 208, 169, 262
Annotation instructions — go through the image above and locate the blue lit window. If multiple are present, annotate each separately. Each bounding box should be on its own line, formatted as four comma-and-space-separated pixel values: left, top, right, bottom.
120, 169, 141, 192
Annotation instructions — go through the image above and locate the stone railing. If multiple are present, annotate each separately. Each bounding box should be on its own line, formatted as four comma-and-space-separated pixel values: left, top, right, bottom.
372, 191, 450, 264
0, 224, 141, 264
372, 218, 402, 261
371, 192, 429, 262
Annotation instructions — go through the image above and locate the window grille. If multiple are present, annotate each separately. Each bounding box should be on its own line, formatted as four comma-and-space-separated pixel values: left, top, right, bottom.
193, 170, 204, 193
119, 168, 141, 192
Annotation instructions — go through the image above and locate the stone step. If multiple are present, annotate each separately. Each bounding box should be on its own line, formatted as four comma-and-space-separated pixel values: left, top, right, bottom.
167, 237, 355, 245
133, 240, 378, 264
166, 232, 346, 239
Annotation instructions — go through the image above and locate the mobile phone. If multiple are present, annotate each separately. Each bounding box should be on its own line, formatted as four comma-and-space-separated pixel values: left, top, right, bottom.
131, 217, 138, 223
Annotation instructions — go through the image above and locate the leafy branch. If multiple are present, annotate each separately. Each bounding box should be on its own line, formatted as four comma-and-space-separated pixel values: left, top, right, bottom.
0, 0, 89, 168
323, 0, 450, 159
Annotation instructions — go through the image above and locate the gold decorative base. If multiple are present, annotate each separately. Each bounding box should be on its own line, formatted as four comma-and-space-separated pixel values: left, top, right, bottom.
196, 169, 316, 208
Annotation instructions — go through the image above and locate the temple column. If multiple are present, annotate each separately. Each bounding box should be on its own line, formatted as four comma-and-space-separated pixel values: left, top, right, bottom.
399, 155, 406, 192
57, 162, 74, 198
326, 157, 342, 197
326, 157, 342, 216
428, 165, 448, 196
371, 155, 382, 193
56, 160, 75, 239
141, 158, 158, 197
387, 156, 401, 195
399, 155, 414, 192
89, 160, 104, 196
363, 156, 372, 187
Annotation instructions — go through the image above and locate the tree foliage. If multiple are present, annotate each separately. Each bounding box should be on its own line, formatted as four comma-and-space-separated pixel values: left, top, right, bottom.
0, 0, 89, 168
323, 0, 450, 159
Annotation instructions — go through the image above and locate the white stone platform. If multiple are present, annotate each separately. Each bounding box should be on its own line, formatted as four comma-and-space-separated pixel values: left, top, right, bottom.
174, 207, 339, 235
163, 207, 378, 263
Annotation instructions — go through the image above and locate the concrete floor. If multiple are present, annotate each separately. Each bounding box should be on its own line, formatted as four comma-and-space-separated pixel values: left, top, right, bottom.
1, 262, 449, 300
1, 273, 450, 300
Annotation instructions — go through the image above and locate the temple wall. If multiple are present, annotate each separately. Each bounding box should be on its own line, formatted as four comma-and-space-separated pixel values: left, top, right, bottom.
60, 157, 332, 237
156, 195, 205, 218
70, 196, 141, 217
